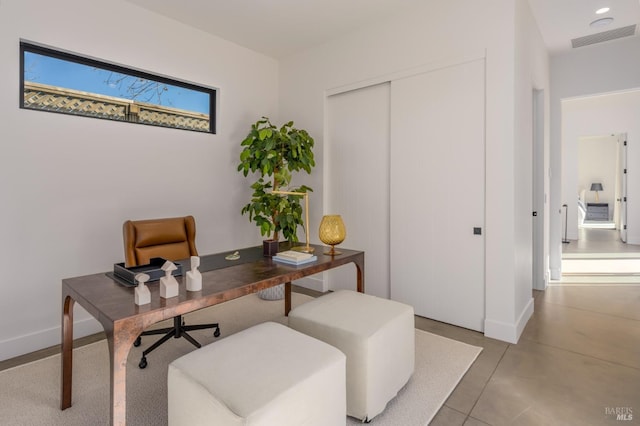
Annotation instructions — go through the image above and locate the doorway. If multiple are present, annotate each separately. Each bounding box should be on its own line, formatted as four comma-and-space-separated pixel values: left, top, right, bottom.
558, 89, 640, 284
559, 227, 640, 284
560, 132, 635, 281
325, 58, 486, 331
575, 133, 627, 239
560, 90, 640, 248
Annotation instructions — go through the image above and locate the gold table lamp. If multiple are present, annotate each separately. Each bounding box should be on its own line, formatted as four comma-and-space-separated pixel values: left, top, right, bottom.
319, 215, 346, 256
271, 190, 314, 253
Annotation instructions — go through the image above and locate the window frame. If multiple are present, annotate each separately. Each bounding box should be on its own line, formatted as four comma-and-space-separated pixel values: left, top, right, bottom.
20, 41, 217, 134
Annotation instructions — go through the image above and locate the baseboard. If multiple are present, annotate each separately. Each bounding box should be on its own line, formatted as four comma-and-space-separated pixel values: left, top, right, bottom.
0, 317, 103, 362
293, 275, 326, 293
1, 276, 325, 362
626, 232, 640, 246
533, 273, 548, 291
550, 266, 561, 281
483, 297, 534, 344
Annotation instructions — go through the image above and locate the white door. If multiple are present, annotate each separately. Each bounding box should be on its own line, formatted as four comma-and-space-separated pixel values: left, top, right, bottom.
325, 82, 391, 298
390, 59, 485, 331
618, 133, 628, 242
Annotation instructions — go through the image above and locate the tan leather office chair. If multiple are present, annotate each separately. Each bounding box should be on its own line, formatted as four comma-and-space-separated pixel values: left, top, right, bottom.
123, 215, 220, 369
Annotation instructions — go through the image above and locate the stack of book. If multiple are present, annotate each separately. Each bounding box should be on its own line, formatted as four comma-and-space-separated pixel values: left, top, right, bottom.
273, 250, 318, 265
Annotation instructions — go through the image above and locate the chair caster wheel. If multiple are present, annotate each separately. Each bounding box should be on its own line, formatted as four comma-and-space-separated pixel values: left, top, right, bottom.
214, 328, 221, 338
134, 337, 141, 347
139, 357, 147, 369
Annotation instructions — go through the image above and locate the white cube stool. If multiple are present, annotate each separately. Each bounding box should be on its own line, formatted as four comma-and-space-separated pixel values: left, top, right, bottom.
288, 290, 414, 422
168, 321, 346, 426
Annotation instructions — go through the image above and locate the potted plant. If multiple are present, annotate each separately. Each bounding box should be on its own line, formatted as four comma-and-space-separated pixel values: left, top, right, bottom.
238, 117, 315, 256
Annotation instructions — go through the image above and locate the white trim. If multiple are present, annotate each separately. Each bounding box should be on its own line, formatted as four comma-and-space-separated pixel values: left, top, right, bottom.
483, 297, 534, 344
545, 269, 550, 289
325, 50, 486, 97
533, 89, 546, 291
0, 317, 103, 362
560, 87, 640, 103
550, 266, 561, 280
293, 276, 326, 293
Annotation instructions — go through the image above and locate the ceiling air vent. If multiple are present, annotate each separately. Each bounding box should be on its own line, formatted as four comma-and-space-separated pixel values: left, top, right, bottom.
572, 25, 637, 48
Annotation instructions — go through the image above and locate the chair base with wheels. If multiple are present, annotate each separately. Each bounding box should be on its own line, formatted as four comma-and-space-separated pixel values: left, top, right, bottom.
122, 216, 222, 369
134, 315, 221, 369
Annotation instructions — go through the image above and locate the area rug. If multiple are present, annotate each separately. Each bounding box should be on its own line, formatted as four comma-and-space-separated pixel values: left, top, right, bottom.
0, 293, 481, 425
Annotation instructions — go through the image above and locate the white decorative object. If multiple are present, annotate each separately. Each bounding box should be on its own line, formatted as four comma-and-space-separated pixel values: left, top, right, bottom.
225, 251, 240, 261
134, 273, 151, 305
257, 285, 285, 300
186, 256, 202, 292
160, 261, 179, 299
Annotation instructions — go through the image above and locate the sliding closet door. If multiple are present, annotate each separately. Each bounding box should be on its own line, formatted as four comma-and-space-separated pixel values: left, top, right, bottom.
326, 83, 390, 298
390, 60, 485, 331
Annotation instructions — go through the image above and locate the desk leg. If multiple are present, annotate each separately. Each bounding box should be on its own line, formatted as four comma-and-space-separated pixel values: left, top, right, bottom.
355, 256, 365, 293
60, 295, 74, 410
284, 281, 292, 316
108, 324, 140, 426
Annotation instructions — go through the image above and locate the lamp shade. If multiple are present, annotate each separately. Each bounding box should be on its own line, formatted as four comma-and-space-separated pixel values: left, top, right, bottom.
590, 183, 603, 191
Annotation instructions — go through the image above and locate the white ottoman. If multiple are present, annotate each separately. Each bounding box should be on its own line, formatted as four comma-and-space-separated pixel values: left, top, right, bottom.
288, 290, 414, 422
168, 321, 346, 426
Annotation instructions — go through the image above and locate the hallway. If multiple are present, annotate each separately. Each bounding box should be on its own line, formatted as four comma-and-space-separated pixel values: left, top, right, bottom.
563, 228, 640, 255
427, 227, 640, 424
558, 228, 640, 283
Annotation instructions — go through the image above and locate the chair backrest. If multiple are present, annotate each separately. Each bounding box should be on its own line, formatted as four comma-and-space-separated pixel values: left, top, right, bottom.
123, 216, 198, 267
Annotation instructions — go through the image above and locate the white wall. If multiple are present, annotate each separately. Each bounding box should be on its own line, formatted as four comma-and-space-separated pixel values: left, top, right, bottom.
0, 0, 279, 360
325, 83, 391, 298
550, 36, 640, 278
562, 91, 640, 241
511, 0, 550, 332
279, 0, 549, 343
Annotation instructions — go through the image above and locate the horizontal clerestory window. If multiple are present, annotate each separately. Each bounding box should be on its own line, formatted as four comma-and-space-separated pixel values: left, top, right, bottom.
20, 41, 216, 134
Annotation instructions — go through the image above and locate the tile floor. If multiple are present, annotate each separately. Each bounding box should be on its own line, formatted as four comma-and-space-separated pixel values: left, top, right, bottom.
424, 285, 640, 425
427, 228, 640, 425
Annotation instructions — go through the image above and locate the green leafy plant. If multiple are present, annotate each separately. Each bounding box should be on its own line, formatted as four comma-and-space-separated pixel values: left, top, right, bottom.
238, 117, 315, 242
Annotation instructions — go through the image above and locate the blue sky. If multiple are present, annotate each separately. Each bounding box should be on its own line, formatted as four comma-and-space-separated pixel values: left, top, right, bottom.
24, 52, 210, 115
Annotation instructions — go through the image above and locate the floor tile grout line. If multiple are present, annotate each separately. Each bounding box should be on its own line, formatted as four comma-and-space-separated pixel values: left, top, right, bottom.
438, 405, 469, 423
518, 336, 640, 372
461, 342, 511, 426
539, 298, 640, 323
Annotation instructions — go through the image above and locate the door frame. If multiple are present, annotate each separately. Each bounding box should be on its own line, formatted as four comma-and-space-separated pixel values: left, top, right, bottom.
532, 89, 546, 290
617, 133, 628, 242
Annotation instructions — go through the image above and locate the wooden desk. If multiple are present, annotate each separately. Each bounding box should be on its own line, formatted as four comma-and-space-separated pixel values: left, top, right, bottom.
60, 244, 364, 425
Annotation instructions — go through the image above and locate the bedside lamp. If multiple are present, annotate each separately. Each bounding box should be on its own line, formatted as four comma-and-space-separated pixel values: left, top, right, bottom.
590, 182, 603, 202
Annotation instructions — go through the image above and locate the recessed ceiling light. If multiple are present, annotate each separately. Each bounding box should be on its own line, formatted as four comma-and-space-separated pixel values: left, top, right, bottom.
596, 7, 610, 14
590, 17, 614, 28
